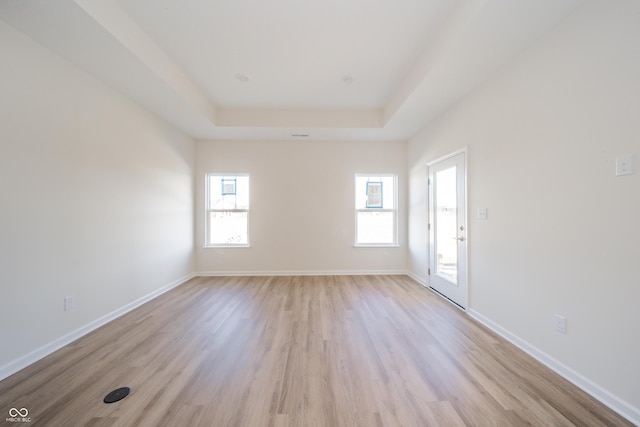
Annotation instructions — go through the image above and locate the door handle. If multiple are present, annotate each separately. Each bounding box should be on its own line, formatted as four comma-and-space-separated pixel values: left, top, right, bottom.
452, 236, 465, 242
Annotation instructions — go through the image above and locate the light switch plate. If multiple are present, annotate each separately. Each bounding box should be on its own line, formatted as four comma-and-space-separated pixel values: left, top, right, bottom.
477, 208, 488, 220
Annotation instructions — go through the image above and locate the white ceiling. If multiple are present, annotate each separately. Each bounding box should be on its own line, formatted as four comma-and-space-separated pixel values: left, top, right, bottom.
0, 0, 584, 141
117, 0, 457, 110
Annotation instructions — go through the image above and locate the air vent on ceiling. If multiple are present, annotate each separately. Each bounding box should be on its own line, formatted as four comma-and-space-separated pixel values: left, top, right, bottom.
235, 73, 250, 82
341, 75, 355, 84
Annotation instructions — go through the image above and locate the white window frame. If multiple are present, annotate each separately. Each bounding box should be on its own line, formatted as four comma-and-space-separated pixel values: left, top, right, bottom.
354, 173, 398, 247
205, 173, 250, 248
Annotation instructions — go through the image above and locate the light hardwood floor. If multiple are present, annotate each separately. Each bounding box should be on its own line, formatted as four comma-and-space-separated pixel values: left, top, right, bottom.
0, 275, 633, 426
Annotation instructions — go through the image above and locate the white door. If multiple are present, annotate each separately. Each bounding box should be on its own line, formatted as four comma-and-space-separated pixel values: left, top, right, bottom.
428, 152, 467, 309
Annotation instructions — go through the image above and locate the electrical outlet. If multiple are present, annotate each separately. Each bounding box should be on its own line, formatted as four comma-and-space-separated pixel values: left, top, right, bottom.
615, 155, 633, 176
554, 314, 566, 334
64, 296, 75, 311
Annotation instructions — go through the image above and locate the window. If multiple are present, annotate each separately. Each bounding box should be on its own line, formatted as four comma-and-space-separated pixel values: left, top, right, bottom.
206, 174, 249, 247
355, 174, 397, 246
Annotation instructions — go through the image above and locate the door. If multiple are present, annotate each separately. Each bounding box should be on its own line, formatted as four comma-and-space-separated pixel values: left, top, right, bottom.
428, 152, 467, 309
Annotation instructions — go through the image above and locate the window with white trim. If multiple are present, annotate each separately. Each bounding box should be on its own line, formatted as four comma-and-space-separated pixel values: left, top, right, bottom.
205, 174, 249, 247
355, 174, 397, 246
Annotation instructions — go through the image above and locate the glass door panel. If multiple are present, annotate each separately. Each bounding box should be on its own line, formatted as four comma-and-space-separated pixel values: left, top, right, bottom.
435, 166, 458, 284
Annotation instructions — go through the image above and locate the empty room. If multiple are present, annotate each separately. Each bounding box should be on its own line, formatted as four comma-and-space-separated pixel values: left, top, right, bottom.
0, 0, 638, 426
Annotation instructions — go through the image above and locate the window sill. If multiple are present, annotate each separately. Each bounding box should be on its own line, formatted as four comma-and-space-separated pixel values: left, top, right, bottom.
203, 244, 250, 249
354, 244, 399, 248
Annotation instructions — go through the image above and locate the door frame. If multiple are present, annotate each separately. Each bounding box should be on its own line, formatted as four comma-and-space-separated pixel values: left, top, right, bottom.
426, 148, 468, 310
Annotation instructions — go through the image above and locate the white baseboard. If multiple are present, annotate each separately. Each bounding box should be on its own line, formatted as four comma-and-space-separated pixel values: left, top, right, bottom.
407, 272, 428, 287
0, 273, 195, 382
196, 269, 408, 277
468, 309, 640, 426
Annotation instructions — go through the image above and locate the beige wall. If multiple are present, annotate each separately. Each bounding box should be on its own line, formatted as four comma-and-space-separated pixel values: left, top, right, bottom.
408, 0, 639, 419
195, 139, 407, 274
0, 20, 195, 374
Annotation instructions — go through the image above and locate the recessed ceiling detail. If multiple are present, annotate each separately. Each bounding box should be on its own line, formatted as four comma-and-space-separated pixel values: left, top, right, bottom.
0, 0, 584, 141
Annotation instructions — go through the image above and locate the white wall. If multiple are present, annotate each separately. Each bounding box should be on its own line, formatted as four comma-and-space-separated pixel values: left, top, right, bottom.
195, 140, 407, 274
0, 20, 195, 375
408, 0, 640, 421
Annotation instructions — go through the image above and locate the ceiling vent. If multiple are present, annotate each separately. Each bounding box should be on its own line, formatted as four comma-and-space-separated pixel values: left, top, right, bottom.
235, 73, 250, 82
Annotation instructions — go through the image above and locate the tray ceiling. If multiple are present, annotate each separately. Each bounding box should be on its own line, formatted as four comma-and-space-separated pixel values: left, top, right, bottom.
0, 0, 583, 140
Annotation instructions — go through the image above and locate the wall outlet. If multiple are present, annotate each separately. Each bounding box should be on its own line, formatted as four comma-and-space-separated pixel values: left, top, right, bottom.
615, 154, 633, 176
554, 314, 567, 334
64, 296, 75, 311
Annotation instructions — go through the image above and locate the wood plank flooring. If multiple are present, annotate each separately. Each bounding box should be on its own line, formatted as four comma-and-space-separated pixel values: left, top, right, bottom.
0, 275, 633, 426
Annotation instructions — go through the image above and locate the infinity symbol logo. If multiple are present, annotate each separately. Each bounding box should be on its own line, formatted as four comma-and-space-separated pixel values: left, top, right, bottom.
8, 408, 28, 417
